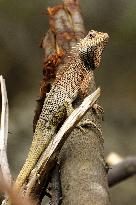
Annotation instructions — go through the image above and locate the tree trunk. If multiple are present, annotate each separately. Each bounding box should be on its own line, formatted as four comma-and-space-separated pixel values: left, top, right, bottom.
59, 76, 110, 205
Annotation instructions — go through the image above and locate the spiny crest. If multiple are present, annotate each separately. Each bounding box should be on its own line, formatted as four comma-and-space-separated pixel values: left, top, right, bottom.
78, 30, 109, 70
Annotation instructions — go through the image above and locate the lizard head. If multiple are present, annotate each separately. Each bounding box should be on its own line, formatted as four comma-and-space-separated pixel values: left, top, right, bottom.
79, 30, 109, 70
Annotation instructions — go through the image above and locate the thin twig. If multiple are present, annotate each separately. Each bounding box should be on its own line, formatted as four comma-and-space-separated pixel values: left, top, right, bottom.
0, 75, 12, 185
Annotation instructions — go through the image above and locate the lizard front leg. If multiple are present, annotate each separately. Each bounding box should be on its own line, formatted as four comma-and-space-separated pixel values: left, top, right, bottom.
77, 119, 102, 135
63, 97, 88, 132
77, 102, 103, 134
63, 99, 75, 117
64, 97, 103, 135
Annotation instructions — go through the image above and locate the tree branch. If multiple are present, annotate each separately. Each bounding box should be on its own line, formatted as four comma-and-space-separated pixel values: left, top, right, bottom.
108, 156, 136, 187
0, 75, 12, 185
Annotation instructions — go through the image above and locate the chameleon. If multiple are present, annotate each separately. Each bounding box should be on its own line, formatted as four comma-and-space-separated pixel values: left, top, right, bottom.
15, 30, 109, 190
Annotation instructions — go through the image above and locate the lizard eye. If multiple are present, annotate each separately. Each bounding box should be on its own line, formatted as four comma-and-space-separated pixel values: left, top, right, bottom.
89, 30, 96, 38
89, 33, 93, 38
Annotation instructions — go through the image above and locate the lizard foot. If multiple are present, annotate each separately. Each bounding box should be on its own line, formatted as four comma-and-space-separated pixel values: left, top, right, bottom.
76, 124, 86, 133
77, 119, 102, 135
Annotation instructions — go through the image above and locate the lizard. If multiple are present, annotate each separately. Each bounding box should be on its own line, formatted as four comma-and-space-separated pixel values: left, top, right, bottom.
14, 30, 109, 191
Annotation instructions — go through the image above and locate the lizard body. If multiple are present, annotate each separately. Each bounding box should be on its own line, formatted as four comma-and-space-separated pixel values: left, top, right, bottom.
15, 30, 109, 189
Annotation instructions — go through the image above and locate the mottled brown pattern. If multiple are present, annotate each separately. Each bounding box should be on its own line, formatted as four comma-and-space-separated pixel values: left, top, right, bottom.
15, 30, 109, 190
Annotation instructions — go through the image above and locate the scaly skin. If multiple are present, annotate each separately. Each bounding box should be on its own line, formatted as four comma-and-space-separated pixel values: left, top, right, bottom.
15, 30, 109, 190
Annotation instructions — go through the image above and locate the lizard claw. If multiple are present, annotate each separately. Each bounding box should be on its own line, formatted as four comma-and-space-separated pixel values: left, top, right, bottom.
92, 103, 104, 120
76, 120, 98, 133
76, 124, 86, 133
93, 103, 104, 113
77, 120, 102, 135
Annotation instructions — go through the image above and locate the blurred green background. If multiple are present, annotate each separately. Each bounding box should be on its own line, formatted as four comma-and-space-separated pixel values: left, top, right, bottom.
0, 0, 136, 204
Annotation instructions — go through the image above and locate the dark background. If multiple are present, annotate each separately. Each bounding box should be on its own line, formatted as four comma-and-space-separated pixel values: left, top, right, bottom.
0, 0, 136, 204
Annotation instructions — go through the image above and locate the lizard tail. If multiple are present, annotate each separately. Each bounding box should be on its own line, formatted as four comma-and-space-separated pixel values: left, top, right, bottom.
15, 127, 55, 190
